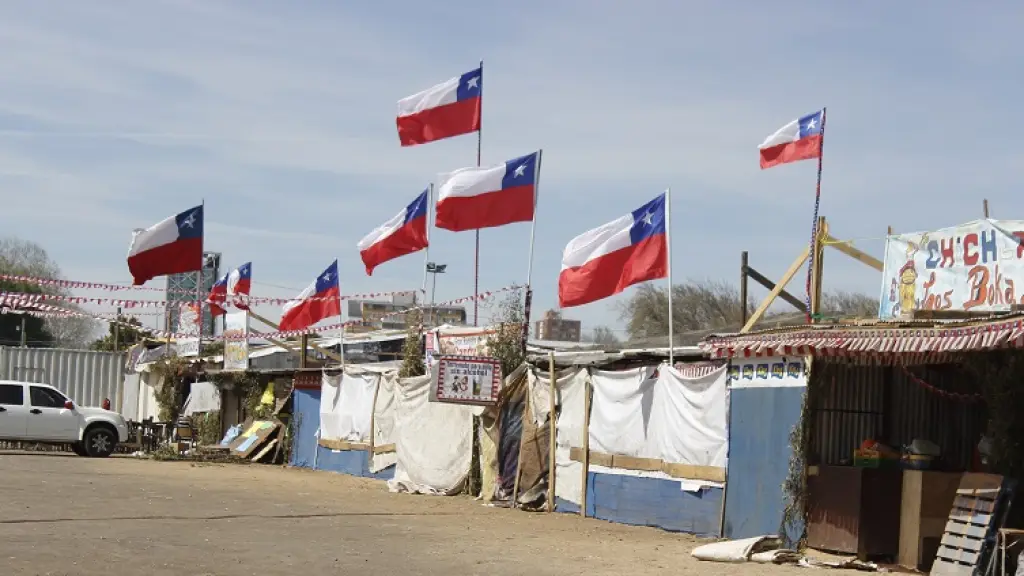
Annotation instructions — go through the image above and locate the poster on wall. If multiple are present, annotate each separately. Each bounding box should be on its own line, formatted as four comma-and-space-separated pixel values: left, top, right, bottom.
424, 330, 436, 370
728, 357, 807, 388
431, 355, 503, 405
178, 303, 200, 357
223, 312, 249, 371
879, 219, 1024, 319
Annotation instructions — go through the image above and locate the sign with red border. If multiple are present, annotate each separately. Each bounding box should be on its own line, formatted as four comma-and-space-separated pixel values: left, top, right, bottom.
433, 355, 503, 405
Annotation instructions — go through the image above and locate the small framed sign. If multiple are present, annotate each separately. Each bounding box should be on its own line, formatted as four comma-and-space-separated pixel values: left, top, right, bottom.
433, 355, 503, 405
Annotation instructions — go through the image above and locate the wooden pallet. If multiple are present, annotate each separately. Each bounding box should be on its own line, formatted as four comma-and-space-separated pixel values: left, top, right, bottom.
931, 474, 1005, 576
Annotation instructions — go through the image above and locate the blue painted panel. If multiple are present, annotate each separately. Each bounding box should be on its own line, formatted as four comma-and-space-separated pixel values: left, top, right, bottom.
289, 388, 395, 480
584, 471, 722, 537
291, 388, 321, 468
723, 386, 806, 541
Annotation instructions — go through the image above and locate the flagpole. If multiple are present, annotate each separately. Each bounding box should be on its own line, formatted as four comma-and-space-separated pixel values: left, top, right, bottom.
473, 58, 483, 327
422, 183, 433, 294
521, 149, 542, 355
196, 199, 205, 363
803, 107, 827, 324
665, 188, 674, 366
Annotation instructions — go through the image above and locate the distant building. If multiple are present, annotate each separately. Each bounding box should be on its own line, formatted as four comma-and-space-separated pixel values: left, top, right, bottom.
347, 295, 466, 330
534, 309, 581, 342
166, 252, 220, 336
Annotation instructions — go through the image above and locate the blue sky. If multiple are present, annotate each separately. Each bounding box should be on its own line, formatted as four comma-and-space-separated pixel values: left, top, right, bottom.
0, 1, 1020, 336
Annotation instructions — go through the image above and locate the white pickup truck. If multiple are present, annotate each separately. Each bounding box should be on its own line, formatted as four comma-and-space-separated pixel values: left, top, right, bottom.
0, 380, 128, 457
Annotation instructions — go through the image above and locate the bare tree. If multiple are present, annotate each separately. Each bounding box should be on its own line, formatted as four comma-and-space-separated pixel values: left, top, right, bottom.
618, 280, 880, 341
589, 325, 621, 347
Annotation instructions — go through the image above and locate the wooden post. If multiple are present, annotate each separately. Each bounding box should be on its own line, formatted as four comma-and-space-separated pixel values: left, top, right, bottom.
579, 377, 591, 518
810, 216, 826, 320
887, 226, 893, 235
547, 351, 557, 513
984, 199, 990, 218
740, 252, 749, 327
368, 378, 381, 456
511, 387, 530, 509
299, 334, 309, 369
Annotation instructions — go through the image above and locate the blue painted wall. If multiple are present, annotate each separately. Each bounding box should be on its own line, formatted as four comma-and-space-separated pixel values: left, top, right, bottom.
555, 473, 722, 537
723, 385, 805, 540
290, 388, 395, 480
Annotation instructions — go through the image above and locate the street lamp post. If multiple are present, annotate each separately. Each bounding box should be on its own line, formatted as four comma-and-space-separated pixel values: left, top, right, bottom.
425, 262, 447, 327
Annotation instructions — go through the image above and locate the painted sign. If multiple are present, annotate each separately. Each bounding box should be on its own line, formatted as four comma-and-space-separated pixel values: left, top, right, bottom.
435, 327, 496, 356
432, 355, 503, 405
178, 303, 201, 357
879, 219, 1024, 319
728, 358, 807, 389
223, 312, 249, 371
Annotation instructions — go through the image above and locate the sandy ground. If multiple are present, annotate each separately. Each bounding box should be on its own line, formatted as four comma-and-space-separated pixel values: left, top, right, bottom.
0, 452, 810, 576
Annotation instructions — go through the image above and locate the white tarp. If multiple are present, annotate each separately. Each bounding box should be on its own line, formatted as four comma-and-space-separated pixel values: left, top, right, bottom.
388, 371, 474, 495
645, 364, 728, 469
528, 367, 589, 506
371, 373, 397, 473
182, 381, 222, 416
121, 373, 140, 420
588, 367, 656, 457
319, 371, 378, 442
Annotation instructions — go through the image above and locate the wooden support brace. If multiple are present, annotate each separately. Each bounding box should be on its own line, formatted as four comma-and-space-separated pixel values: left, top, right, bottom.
745, 266, 808, 312
247, 310, 344, 364
740, 247, 810, 333
824, 234, 883, 272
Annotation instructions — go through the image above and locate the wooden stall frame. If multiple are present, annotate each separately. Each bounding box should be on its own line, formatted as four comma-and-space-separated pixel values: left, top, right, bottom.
247, 310, 344, 364
741, 216, 884, 333
547, 351, 557, 513
580, 377, 591, 517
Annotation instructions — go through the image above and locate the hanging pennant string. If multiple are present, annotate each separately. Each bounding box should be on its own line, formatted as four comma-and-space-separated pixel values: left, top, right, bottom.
900, 365, 983, 403
2, 285, 522, 342
0, 287, 419, 309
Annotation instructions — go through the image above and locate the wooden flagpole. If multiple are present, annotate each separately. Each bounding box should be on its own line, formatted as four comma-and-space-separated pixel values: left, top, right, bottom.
665, 188, 674, 366
422, 184, 433, 295
803, 107, 827, 324
196, 199, 205, 363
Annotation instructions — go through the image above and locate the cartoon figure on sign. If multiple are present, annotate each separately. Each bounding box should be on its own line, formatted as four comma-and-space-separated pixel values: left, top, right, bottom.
891, 234, 926, 317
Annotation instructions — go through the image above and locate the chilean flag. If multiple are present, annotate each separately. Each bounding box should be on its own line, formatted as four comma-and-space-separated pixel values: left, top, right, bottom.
436, 151, 539, 232
127, 205, 204, 286
357, 190, 429, 275
759, 110, 824, 169
558, 194, 668, 308
278, 260, 341, 332
207, 273, 229, 317
209, 262, 253, 316
397, 67, 481, 147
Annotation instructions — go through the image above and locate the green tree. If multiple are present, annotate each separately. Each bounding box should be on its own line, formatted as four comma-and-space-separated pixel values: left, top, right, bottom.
90, 315, 153, 352
589, 325, 622, 347
399, 308, 425, 378
0, 238, 63, 347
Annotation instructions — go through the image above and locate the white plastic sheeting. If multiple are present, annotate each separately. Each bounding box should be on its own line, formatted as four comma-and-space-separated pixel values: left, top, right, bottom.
320, 372, 378, 442
371, 374, 397, 473
388, 372, 474, 495
587, 364, 729, 486
182, 381, 222, 416
528, 367, 589, 506
588, 367, 657, 457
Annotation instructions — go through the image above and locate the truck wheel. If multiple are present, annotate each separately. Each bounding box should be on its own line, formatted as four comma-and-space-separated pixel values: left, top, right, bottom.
83, 426, 117, 458
71, 442, 88, 457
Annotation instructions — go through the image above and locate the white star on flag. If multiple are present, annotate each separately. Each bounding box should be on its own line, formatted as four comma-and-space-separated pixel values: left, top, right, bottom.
513, 164, 527, 178
641, 211, 654, 227
804, 118, 817, 130
322, 272, 332, 282
466, 76, 479, 89
182, 212, 197, 228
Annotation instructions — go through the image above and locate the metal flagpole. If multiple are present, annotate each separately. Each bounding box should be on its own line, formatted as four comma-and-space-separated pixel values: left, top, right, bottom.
665, 188, 674, 366
521, 149, 542, 355
422, 183, 433, 294
473, 58, 483, 327
804, 107, 827, 324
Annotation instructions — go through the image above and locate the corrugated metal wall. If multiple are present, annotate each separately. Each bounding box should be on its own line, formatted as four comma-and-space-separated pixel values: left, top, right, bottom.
0, 347, 126, 408
810, 361, 986, 469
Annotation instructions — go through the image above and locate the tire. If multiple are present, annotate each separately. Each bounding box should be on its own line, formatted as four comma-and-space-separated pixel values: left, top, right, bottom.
71, 442, 88, 457
83, 426, 117, 458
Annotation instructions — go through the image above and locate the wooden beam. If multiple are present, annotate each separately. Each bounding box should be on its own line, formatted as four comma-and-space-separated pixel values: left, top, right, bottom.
810, 216, 826, 319
740, 251, 749, 326
247, 310, 344, 364
824, 234, 883, 272
740, 247, 810, 333
745, 266, 808, 312
984, 199, 990, 218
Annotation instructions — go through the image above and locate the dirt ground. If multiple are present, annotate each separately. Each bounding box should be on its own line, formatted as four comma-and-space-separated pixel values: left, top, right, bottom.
0, 452, 809, 576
